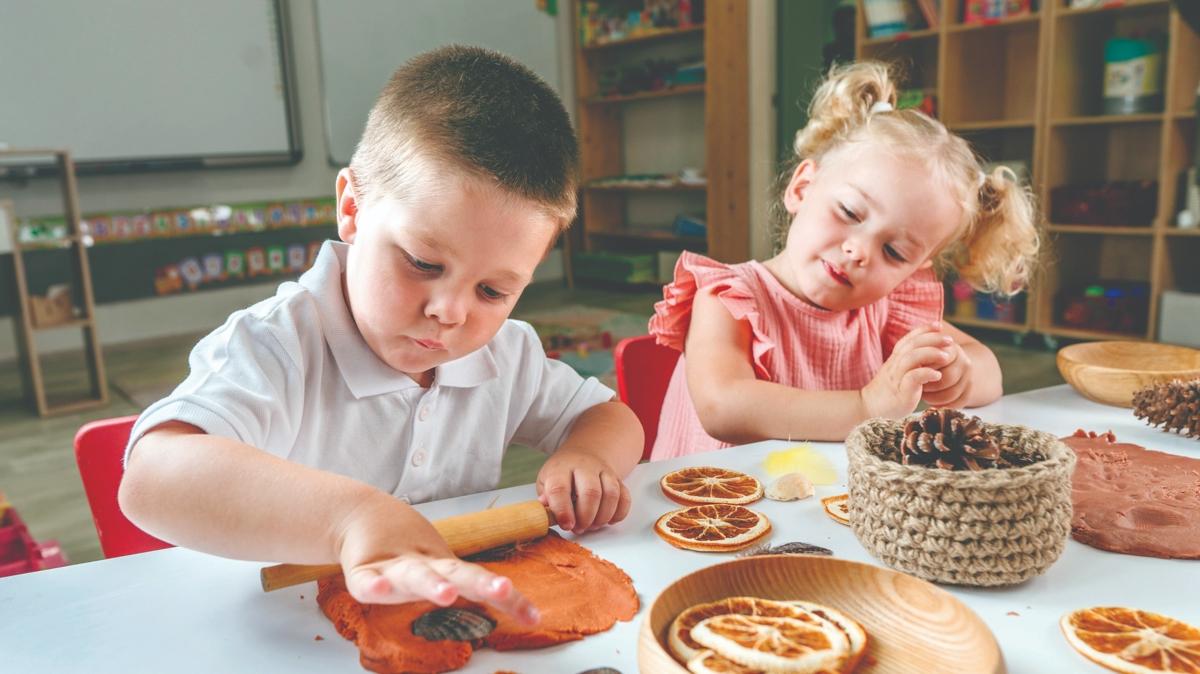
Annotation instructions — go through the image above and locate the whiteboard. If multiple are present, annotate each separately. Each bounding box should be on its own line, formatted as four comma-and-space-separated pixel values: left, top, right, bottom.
315, 0, 561, 166
0, 0, 298, 174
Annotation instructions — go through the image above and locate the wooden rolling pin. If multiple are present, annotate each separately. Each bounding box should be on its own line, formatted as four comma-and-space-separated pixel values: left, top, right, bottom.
259, 499, 555, 592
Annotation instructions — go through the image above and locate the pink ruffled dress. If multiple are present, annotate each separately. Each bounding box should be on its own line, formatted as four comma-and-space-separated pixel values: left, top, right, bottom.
648, 251, 943, 461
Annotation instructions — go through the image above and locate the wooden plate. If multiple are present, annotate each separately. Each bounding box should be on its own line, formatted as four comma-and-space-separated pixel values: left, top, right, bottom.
638, 555, 1002, 674
1056, 341, 1200, 407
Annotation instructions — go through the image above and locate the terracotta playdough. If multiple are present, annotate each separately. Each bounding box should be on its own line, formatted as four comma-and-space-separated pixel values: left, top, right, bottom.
317, 532, 639, 673
1063, 430, 1200, 560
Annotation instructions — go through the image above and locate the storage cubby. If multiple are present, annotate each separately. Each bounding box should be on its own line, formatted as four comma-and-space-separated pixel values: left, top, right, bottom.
859, 35, 939, 94
943, 22, 1041, 126
1041, 232, 1154, 338
1048, 3, 1169, 120
957, 127, 1037, 178
1162, 117, 1196, 225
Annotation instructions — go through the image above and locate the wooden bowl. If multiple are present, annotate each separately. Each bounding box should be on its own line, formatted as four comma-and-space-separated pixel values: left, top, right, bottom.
1056, 341, 1200, 407
638, 555, 1002, 674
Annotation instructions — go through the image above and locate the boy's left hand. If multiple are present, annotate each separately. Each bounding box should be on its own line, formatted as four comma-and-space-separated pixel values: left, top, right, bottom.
922, 335, 972, 407
536, 449, 632, 535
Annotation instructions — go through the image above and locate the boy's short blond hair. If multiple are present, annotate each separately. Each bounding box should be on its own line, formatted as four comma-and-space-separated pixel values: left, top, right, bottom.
350, 45, 579, 228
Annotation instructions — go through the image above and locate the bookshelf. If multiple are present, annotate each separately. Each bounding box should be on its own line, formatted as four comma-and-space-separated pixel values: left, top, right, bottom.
857, 0, 1200, 342
569, 0, 749, 286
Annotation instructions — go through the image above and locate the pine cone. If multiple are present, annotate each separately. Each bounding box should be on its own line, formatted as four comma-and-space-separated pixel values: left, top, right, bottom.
901, 408, 1001, 471
1132, 378, 1200, 439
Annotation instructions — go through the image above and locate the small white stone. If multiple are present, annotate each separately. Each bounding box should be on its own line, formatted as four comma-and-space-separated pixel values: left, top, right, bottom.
765, 472, 814, 501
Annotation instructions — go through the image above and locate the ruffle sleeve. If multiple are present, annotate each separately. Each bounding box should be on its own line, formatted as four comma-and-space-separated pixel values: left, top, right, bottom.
648, 252, 774, 379
880, 267, 945, 358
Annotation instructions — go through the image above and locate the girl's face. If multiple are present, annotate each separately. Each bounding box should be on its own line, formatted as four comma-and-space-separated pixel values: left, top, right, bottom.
773, 143, 963, 312
336, 169, 558, 387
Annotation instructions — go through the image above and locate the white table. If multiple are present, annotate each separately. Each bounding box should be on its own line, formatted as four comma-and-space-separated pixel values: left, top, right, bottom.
2, 385, 1197, 673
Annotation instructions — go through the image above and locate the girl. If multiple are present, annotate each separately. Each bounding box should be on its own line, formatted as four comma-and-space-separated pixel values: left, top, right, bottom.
648, 61, 1039, 460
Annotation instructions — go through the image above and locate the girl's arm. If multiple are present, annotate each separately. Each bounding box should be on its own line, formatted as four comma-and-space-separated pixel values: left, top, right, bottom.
684, 288, 952, 443
683, 288, 860, 442
120, 423, 537, 621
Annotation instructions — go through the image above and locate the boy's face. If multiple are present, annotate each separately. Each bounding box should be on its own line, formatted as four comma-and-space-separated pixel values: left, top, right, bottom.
336, 169, 559, 387
777, 143, 962, 312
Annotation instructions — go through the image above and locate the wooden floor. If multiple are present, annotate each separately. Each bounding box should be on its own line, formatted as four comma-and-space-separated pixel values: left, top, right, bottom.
0, 282, 1062, 566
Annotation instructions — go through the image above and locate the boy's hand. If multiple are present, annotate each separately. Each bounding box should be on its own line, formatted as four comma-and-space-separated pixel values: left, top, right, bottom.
862, 323, 953, 419
921, 336, 973, 407
335, 494, 539, 625
536, 449, 632, 535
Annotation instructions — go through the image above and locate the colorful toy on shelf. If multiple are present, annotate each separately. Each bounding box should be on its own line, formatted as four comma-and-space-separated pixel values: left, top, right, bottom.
863, 0, 921, 37
578, 0, 701, 47
0, 502, 67, 578
963, 0, 1031, 24
22, 197, 336, 249
947, 281, 1024, 324
1050, 181, 1158, 226
1057, 281, 1150, 335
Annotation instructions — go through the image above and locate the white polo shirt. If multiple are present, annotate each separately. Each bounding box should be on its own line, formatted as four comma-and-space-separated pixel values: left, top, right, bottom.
127, 241, 615, 504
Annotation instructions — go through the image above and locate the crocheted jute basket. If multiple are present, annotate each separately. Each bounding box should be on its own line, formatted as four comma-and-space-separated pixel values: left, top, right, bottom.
846, 416, 1076, 587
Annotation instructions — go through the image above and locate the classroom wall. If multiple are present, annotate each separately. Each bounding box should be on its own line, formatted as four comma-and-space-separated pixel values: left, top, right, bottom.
0, 0, 572, 362
0, 1, 773, 363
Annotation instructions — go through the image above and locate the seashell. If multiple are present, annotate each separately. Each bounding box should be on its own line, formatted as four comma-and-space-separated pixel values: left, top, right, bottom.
764, 472, 814, 501
411, 607, 496, 642
739, 541, 833, 557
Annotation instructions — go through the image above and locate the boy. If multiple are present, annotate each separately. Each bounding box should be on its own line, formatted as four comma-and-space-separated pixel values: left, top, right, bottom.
119, 46, 644, 625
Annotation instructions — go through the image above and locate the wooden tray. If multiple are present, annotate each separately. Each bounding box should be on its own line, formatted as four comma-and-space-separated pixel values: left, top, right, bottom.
638, 555, 1003, 674
1056, 341, 1200, 407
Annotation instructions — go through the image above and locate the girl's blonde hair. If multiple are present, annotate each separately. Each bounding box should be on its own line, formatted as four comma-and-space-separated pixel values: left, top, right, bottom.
772, 61, 1040, 296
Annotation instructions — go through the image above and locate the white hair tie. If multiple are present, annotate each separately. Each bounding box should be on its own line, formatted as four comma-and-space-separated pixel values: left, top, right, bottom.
869, 101, 894, 114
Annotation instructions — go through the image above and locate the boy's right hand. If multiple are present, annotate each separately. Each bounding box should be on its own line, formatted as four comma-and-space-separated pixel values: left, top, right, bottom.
861, 323, 953, 419
334, 493, 539, 626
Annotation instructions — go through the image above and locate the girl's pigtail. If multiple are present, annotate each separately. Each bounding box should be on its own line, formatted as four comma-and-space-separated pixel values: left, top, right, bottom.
953, 166, 1041, 296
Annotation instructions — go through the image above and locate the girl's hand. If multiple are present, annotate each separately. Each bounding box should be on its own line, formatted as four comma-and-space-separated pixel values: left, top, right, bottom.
862, 324, 953, 418
536, 449, 632, 535
922, 338, 973, 407
335, 494, 539, 625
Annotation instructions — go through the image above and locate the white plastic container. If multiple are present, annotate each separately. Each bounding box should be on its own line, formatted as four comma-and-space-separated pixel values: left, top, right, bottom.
1159, 290, 1200, 348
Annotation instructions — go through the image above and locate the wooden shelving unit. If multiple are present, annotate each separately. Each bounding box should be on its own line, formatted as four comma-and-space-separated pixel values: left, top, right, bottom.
1040, 0, 1198, 341
857, 1, 1199, 342
2, 149, 108, 416
569, 0, 749, 285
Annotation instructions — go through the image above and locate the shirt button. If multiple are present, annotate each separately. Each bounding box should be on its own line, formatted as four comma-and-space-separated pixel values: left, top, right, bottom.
418, 406, 431, 421
412, 449, 426, 467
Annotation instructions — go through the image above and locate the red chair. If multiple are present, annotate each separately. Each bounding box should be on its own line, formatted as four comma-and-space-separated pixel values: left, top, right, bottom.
74, 415, 172, 558
613, 335, 680, 461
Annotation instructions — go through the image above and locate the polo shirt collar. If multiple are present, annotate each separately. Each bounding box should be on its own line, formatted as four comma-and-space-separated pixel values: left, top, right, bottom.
299, 241, 498, 398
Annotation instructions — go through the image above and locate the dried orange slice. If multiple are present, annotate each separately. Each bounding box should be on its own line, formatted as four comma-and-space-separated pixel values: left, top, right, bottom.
669, 597, 815, 663
692, 613, 849, 672
791, 601, 868, 672
661, 466, 764, 506
655, 504, 771, 553
686, 650, 847, 674
821, 494, 850, 526
686, 649, 762, 673
1061, 606, 1200, 673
